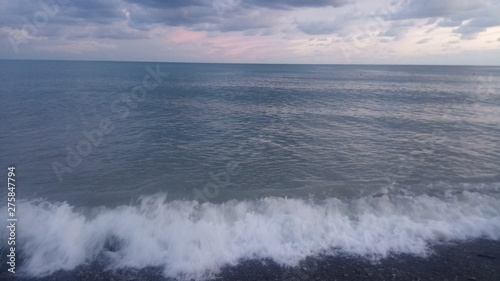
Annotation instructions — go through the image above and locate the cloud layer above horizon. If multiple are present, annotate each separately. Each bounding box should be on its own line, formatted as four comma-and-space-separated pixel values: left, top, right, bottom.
1, 0, 500, 64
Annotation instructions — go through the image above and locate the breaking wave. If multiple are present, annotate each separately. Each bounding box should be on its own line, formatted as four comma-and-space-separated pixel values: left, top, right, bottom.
2, 183, 500, 280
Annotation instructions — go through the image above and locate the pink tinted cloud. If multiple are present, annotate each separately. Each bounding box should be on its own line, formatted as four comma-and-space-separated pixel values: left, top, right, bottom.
163, 26, 295, 62
168, 28, 207, 43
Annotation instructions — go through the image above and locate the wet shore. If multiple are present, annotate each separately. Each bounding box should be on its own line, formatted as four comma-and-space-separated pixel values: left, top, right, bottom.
3, 239, 499, 281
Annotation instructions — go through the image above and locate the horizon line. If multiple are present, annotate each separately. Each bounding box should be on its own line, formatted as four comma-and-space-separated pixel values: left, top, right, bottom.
1, 58, 499, 68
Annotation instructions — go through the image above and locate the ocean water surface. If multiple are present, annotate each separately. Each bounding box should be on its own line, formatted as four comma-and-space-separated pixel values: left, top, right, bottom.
0, 60, 499, 280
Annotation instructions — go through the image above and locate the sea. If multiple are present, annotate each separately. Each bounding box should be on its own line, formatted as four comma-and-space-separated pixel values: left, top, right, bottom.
0, 60, 499, 280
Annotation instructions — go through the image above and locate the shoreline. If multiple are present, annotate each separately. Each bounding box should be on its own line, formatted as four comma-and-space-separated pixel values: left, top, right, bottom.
219, 239, 500, 281
2, 239, 499, 281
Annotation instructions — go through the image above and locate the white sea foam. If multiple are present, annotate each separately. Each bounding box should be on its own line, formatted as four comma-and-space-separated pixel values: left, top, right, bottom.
3, 187, 500, 280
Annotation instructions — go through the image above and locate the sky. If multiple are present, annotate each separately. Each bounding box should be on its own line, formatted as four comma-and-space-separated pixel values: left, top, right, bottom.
1, 0, 500, 65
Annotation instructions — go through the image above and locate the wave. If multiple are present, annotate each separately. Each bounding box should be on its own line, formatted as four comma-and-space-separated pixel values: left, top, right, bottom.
2, 185, 500, 280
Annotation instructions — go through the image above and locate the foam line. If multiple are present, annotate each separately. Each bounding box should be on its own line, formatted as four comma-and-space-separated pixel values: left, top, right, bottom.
2, 189, 500, 280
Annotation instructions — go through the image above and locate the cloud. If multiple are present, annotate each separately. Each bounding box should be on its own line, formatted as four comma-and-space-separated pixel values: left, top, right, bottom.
117, 2, 267, 34
416, 37, 432, 44
90, 23, 149, 40
0, 0, 499, 64
385, 0, 500, 41
294, 8, 362, 36
121, 0, 354, 33
388, 0, 490, 20
125, 0, 352, 10
124, 0, 208, 9
296, 20, 340, 35
452, 7, 500, 39
378, 20, 414, 39
64, 0, 125, 23
425, 18, 438, 25
215, 10, 279, 32
0, 0, 356, 42
438, 18, 463, 27
248, 0, 352, 9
